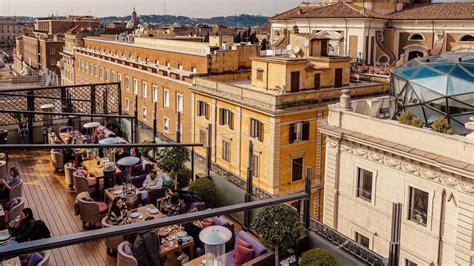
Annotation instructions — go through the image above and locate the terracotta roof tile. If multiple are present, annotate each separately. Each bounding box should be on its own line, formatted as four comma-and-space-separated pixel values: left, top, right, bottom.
271, 3, 386, 20
390, 3, 474, 20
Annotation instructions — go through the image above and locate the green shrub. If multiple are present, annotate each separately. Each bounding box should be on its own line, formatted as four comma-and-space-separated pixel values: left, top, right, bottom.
300, 248, 338, 266
398, 111, 414, 125
175, 167, 192, 189
410, 117, 425, 128
432, 118, 453, 135
188, 178, 216, 205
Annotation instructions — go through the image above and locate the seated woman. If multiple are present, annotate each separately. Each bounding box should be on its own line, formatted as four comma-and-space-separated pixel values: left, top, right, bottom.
160, 189, 186, 216
9, 208, 36, 243
108, 197, 130, 225
0, 167, 22, 202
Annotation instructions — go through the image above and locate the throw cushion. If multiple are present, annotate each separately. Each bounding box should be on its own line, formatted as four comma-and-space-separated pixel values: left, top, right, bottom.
27, 252, 44, 266
201, 220, 214, 228
97, 202, 108, 213
235, 245, 254, 265
237, 238, 252, 249
212, 216, 230, 228
123, 242, 133, 256
9, 197, 19, 209
87, 178, 97, 186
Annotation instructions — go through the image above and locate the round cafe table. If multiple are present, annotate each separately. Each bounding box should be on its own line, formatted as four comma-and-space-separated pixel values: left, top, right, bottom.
83, 122, 100, 143
83, 122, 101, 129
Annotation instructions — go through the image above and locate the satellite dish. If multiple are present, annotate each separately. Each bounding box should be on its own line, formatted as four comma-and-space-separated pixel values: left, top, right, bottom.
294, 46, 301, 54
286, 44, 292, 51
303, 40, 310, 47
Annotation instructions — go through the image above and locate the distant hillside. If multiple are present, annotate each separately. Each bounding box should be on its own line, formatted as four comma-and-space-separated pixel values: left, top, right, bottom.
101, 14, 269, 27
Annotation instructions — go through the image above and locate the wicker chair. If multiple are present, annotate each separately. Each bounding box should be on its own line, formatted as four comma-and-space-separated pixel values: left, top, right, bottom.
0, 160, 7, 180
50, 149, 64, 171
73, 171, 96, 194
9, 180, 23, 201
7, 197, 24, 223
64, 162, 76, 190
101, 216, 124, 256
117, 241, 138, 266
147, 188, 167, 207
78, 197, 107, 229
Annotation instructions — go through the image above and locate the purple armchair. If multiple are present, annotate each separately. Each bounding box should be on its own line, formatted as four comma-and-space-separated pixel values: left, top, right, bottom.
224, 231, 274, 266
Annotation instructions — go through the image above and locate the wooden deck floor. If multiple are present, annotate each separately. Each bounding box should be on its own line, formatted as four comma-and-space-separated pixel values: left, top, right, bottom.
8, 151, 115, 266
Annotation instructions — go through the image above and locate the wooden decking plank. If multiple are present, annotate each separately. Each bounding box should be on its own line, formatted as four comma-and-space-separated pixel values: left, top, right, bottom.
14, 152, 68, 266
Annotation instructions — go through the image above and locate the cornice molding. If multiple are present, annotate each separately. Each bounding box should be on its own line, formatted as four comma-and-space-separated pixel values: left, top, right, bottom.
327, 136, 474, 195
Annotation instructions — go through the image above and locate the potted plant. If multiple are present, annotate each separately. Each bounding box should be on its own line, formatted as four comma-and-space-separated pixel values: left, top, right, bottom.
431, 117, 453, 135
188, 177, 216, 206
252, 204, 305, 265
155, 147, 189, 189
299, 248, 338, 266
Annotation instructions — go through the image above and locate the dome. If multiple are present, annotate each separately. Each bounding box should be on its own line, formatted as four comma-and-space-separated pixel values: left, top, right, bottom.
126, 8, 140, 29
391, 52, 474, 134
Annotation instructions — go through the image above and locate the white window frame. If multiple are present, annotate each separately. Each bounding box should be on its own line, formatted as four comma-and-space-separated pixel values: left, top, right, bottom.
163, 117, 169, 133
192, 67, 197, 73
176, 93, 183, 113
408, 33, 425, 41
405, 184, 432, 229
110, 71, 115, 82
104, 69, 108, 81
222, 139, 231, 163
356, 168, 374, 202
99, 67, 103, 80
152, 84, 158, 103
142, 106, 147, 120
133, 78, 138, 95
353, 163, 377, 206
163, 88, 170, 108
142, 81, 148, 99
125, 98, 129, 111
125, 75, 129, 91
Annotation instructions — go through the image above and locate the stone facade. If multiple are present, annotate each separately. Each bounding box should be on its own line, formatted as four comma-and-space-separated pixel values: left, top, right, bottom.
0, 18, 23, 49
320, 97, 474, 265
271, 1, 474, 65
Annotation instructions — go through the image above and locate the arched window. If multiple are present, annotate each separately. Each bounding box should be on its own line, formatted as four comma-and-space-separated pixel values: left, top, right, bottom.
408, 33, 425, 41
460, 35, 474, 42
377, 55, 389, 65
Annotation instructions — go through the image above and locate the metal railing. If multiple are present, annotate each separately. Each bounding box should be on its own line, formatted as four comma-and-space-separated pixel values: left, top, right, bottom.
0, 192, 307, 259
311, 220, 387, 266
0, 82, 122, 126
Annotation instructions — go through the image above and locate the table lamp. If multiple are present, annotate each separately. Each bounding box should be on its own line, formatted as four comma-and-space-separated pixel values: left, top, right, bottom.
199, 225, 232, 266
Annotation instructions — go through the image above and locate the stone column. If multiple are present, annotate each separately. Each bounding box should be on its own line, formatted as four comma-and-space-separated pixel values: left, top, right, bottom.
323, 136, 341, 229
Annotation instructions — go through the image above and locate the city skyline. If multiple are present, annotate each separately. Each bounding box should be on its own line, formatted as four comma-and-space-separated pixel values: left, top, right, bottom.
0, 0, 302, 18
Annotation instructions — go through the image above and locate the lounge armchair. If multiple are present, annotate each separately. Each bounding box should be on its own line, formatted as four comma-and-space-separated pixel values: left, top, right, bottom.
0, 160, 7, 180
102, 216, 125, 256
64, 162, 76, 190
73, 171, 96, 194
50, 149, 64, 171
117, 241, 138, 266
27, 250, 51, 266
78, 197, 107, 229
9, 180, 22, 201
225, 231, 274, 266
5, 197, 24, 224
147, 188, 167, 207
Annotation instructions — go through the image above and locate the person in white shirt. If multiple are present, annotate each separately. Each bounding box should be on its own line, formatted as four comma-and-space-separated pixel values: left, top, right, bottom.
141, 170, 163, 203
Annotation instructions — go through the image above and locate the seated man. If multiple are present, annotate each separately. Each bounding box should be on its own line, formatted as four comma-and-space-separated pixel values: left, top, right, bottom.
133, 217, 160, 266
140, 170, 163, 204
160, 189, 186, 216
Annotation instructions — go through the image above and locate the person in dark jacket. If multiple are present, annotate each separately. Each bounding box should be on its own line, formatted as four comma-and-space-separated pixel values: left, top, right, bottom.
9, 208, 35, 243
133, 217, 160, 266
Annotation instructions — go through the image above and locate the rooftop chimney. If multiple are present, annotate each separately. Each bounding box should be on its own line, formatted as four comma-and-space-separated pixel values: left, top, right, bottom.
340, 89, 352, 111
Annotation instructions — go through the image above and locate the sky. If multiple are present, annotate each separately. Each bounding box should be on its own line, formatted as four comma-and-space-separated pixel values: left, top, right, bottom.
0, 0, 302, 18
